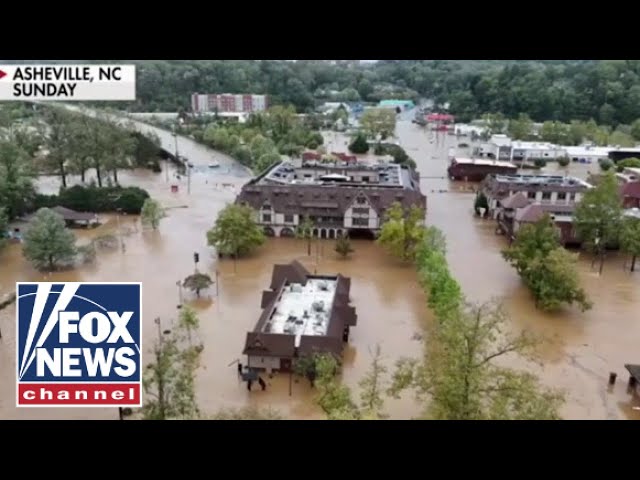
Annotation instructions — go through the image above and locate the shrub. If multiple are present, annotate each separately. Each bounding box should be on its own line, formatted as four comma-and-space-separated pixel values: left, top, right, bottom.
599, 158, 613, 171
29, 186, 150, 215
557, 156, 570, 167
348, 134, 370, 154
533, 158, 547, 168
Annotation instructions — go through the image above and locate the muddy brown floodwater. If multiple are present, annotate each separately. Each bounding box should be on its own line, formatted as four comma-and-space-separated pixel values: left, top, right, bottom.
1, 116, 639, 420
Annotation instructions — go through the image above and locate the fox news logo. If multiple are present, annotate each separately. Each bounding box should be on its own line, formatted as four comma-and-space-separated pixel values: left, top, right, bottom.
16, 282, 142, 407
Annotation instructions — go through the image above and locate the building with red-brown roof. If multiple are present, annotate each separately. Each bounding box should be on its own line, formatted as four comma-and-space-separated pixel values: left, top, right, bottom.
236, 159, 426, 239
621, 181, 640, 209
243, 261, 357, 374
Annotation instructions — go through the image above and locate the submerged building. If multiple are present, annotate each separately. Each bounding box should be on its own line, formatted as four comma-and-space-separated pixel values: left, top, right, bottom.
481, 173, 593, 246
235, 159, 427, 239
242, 261, 357, 373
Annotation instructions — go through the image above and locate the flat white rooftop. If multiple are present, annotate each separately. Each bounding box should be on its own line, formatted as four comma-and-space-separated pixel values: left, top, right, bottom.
453, 157, 516, 168
492, 174, 592, 188
264, 278, 337, 347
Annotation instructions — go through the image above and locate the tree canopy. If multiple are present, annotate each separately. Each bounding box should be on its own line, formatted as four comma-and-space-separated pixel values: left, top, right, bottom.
377, 202, 426, 262
206, 203, 265, 257
502, 215, 591, 312
22, 208, 77, 271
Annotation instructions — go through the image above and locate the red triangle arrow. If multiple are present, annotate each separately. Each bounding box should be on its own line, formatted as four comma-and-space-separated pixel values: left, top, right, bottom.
0, 70, 6, 80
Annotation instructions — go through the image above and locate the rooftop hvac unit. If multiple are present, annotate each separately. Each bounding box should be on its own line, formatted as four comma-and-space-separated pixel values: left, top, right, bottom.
312, 300, 325, 312
318, 281, 329, 291
291, 284, 303, 293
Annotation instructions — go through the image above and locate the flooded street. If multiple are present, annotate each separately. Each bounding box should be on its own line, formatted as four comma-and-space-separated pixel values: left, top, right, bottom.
1, 116, 639, 419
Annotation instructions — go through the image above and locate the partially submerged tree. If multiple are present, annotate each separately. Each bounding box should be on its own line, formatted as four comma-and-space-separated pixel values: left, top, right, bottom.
574, 171, 623, 272
206, 203, 265, 258
296, 215, 314, 256
358, 345, 388, 419
178, 305, 200, 346
360, 108, 397, 143
348, 133, 369, 154
377, 202, 426, 262
0, 208, 8, 250
473, 192, 489, 217
620, 215, 640, 272
389, 300, 564, 420
502, 215, 591, 312
334, 235, 354, 259
23, 208, 77, 271
183, 272, 213, 298
140, 198, 166, 230
142, 314, 203, 420
210, 406, 282, 420
299, 348, 389, 420
0, 139, 36, 220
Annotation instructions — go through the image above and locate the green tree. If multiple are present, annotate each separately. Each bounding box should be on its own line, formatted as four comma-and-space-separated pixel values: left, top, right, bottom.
620, 215, 640, 272
533, 158, 547, 168
178, 305, 200, 346
42, 108, 72, 188
599, 159, 613, 171
415, 229, 463, 320
210, 406, 282, 420
0, 139, 36, 220
473, 192, 489, 216
296, 215, 314, 256
617, 157, 640, 172
360, 108, 397, 142
557, 156, 571, 167
23, 208, 77, 271
502, 215, 591, 311
358, 345, 388, 419
348, 133, 369, 154
206, 203, 265, 259
377, 202, 426, 262
508, 113, 533, 140
631, 119, 640, 141
142, 316, 203, 420
574, 171, 623, 270
389, 300, 564, 420
140, 198, 166, 230
254, 152, 281, 173
0, 208, 8, 250
335, 235, 354, 259
183, 272, 213, 298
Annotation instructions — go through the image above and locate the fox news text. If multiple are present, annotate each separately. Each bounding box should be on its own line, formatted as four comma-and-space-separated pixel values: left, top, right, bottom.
16, 282, 142, 407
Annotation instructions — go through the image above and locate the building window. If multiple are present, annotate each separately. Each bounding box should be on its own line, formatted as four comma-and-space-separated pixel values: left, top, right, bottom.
352, 207, 369, 215
542, 192, 551, 200
527, 191, 536, 199
353, 217, 369, 226
262, 214, 271, 223
262, 204, 271, 210
557, 192, 566, 200
356, 196, 366, 204
284, 214, 294, 223
362, 176, 370, 182
568, 193, 575, 201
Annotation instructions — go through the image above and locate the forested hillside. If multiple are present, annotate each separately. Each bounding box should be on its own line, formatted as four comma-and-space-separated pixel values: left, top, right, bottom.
6, 60, 640, 126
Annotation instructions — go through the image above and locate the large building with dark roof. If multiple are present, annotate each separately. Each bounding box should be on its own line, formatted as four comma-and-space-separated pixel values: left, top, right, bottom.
243, 261, 357, 373
235, 159, 427, 239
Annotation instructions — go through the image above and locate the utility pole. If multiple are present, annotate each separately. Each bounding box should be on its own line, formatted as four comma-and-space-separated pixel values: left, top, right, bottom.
154, 317, 166, 420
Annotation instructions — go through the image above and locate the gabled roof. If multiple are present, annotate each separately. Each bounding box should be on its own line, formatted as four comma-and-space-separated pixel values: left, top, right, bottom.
243, 333, 296, 357
515, 204, 545, 223
244, 262, 357, 360
500, 192, 531, 210
269, 260, 309, 290
52, 206, 97, 222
